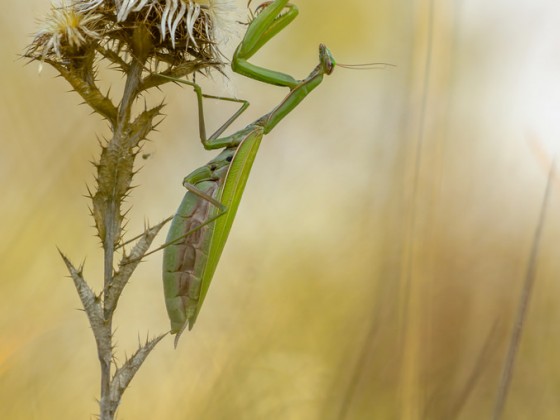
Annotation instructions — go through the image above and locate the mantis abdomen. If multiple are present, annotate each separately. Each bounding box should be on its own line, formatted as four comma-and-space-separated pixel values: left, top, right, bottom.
163, 130, 263, 338
163, 152, 231, 333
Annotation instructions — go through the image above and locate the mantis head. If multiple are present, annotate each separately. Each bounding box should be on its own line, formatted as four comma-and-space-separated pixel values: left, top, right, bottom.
319, 44, 336, 75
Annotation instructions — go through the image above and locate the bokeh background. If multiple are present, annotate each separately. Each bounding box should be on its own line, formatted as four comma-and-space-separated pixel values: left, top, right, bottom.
2, 0, 560, 419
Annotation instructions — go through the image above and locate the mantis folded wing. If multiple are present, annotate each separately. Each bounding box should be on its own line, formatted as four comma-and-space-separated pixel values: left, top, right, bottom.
163, 0, 336, 344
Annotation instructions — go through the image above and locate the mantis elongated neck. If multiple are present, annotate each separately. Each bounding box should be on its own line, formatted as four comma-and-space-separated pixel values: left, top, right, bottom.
258, 63, 326, 134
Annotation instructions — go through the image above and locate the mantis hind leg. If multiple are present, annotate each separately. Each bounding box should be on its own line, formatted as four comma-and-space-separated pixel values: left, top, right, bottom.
232, 0, 300, 88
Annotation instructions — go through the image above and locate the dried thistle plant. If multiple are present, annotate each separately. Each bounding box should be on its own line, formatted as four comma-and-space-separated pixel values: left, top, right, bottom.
24, 1, 236, 418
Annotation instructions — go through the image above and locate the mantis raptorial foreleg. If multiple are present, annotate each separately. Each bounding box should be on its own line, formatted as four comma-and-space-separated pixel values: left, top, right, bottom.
233, 0, 300, 87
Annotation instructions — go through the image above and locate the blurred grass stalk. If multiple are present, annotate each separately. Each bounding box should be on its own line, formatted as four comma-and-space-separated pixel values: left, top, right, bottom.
493, 154, 556, 420
22, 1, 233, 418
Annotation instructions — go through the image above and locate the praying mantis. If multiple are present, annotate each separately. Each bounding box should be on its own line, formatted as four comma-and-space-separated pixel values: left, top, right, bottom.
162, 0, 336, 344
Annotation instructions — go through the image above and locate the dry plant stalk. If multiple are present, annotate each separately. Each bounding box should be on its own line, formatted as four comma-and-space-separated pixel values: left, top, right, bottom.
24, 1, 236, 418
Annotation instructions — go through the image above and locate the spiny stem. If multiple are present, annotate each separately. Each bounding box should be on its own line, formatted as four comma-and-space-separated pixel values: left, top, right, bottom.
25, 1, 231, 419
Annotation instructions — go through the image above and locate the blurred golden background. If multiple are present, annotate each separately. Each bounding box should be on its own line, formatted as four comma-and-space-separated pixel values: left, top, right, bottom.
2, 0, 560, 419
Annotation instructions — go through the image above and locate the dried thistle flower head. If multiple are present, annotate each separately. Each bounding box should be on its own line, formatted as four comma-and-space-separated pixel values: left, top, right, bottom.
26, 0, 238, 73
117, 0, 236, 47
26, 1, 105, 62
111, 0, 237, 65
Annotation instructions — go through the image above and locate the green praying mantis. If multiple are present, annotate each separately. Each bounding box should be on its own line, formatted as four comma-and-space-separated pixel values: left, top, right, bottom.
162, 0, 338, 344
